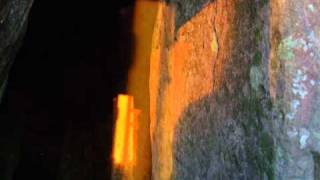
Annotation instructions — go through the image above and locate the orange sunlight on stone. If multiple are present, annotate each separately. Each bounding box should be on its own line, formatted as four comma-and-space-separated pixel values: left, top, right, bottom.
112, 95, 138, 166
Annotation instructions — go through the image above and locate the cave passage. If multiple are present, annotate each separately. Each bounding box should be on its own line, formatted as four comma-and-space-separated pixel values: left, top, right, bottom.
0, 0, 135, 179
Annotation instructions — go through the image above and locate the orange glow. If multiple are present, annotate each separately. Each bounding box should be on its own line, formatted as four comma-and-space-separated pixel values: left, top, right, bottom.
149, 1, 234, 179
128, 114, 134, 163
113, 95, 130, 164
128, 109, 140, 164
112, 1, 159, 179
112, 94, 139, 167
125, 1, 160, 179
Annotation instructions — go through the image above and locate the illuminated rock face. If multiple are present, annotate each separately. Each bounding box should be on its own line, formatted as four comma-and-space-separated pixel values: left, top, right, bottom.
150, 0, 320, 179
0, 0, 33, 103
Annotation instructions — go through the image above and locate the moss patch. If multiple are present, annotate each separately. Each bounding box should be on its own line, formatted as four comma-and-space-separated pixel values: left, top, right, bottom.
277, 36, 297, 61
253, 51, 262, 66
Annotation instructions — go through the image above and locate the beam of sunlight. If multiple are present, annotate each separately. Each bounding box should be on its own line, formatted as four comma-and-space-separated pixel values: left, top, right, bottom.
128, 109, 140, 164
112, 94, 133, 165
112, 1, 160, 179
112, 95, 141, 180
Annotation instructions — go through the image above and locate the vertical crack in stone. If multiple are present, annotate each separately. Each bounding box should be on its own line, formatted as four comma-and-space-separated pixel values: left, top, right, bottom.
313, 152, 320, 180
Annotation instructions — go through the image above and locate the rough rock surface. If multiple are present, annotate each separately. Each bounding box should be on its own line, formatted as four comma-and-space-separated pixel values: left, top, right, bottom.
271, 0, 320, 179
0, 0, 32, 179
150, 0, 320, 179
0, 0, 32, 102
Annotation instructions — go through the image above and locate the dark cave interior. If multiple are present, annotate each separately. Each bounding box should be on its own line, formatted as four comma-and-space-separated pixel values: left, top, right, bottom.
0, 0, 135, 179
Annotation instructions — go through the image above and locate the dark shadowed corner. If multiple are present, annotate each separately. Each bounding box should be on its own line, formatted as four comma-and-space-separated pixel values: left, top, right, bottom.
0, 0, 136, 179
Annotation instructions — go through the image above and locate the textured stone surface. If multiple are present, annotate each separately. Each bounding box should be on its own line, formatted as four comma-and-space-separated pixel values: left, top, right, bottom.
150, 0, 320, 179
0, 1, 32, 179
270, 0, 320, 179
0, 0, 33, 103
150, 0, 273, 179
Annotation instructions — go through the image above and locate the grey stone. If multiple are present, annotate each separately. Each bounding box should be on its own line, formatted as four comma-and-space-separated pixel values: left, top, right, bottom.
0, 0, 33, 103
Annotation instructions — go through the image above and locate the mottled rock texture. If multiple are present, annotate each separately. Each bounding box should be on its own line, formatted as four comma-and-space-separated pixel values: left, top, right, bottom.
0, 0, 32, 103
271, 0, 320, 179
150, 0, 320, 179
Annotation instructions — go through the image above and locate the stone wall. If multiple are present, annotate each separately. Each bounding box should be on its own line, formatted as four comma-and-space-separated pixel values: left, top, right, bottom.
0, 0, 33, 103
271, 0, 320, 179
149, 0, 320, 179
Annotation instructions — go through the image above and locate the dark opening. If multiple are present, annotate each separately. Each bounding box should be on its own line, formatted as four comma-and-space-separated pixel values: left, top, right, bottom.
0, 0, 135, 179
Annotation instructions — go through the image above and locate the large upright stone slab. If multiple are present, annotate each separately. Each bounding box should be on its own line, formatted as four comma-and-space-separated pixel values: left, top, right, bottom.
150, 0, 273, 179
149, 0, 320, 179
